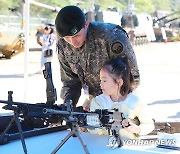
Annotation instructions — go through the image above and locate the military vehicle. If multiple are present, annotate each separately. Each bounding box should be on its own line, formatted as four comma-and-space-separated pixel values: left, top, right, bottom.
152, 10, 180, 42
120, 4, 156, 45
86, 4, 156, 46
121, 12, 147, 45
86, 5, 121, 25
0, 6, 25, 59
0, 1, 60, 59
0, 25, 25, 59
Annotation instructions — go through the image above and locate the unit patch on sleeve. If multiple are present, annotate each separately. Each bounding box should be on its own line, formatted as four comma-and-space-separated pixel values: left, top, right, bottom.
111, 42, 124, 54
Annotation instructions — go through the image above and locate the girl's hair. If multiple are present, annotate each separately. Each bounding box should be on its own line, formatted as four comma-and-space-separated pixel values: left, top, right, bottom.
101, 57, 133, 96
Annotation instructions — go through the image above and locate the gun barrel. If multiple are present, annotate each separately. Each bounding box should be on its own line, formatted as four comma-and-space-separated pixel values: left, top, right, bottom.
0, 100, 8, 104
0, 100, 27, 106
0, 100, 46, 107
43, 108, 97, 116
156, 10, 180, 21
43, 108, 70, 115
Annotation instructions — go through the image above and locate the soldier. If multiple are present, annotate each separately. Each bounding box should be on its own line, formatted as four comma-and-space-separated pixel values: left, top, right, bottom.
55, 5, 140, 107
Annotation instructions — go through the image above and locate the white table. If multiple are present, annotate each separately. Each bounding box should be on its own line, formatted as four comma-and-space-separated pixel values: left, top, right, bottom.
0, 130, 178, 154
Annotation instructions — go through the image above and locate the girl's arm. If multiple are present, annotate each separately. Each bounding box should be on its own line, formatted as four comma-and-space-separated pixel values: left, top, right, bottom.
90, 97, 103, 111
136, 101, 155, 135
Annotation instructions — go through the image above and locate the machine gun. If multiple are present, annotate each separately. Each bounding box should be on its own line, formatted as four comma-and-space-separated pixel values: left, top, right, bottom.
0, 62, 130, 154
0, 62, 67, 154
43, 100, 126, 154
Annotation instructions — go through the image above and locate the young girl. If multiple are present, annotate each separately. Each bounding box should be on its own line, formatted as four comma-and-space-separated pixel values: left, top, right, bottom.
89, 58, 154, 139
36, 25, 56, 73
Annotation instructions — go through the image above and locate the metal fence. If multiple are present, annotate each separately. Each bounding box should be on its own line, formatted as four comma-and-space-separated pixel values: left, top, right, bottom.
0, 15, 53, 30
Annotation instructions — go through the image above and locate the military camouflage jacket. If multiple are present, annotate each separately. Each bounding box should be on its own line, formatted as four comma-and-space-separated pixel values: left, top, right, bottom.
57, 22, 140, 106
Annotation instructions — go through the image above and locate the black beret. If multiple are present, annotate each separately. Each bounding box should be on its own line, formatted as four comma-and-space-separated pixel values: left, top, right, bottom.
55, 6, 86, 37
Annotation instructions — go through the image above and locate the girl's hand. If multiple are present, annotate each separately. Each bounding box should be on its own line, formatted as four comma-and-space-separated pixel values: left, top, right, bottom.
84, 104, 90, 112
79, 127, 88, 132
123, 119, 141, 134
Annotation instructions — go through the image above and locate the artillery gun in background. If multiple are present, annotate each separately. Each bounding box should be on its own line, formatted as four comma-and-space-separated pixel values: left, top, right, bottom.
0, 26, 25, 59
152, 10, 180, 42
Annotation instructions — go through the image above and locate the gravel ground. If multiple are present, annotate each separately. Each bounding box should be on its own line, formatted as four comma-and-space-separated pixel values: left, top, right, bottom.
0, 41, 180, 122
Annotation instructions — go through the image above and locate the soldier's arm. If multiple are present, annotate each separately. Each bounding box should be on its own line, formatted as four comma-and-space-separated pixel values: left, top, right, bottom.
57, 42, 82, 107
108, 26, 140, 87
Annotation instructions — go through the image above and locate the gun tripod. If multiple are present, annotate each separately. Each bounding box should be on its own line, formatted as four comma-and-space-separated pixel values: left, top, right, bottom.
0, 107, 27, 154
52, 122, 89, 154
0, 91, 27, 154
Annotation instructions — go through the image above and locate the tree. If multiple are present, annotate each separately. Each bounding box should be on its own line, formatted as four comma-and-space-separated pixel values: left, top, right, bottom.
0, 0, 179, 18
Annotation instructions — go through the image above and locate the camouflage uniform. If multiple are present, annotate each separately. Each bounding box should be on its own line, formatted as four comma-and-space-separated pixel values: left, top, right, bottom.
57, 22, 140, 106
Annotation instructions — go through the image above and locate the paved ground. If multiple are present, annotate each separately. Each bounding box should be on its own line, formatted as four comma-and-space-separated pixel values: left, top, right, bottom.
134, 42, 180, 122
0, 41, 180, 122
